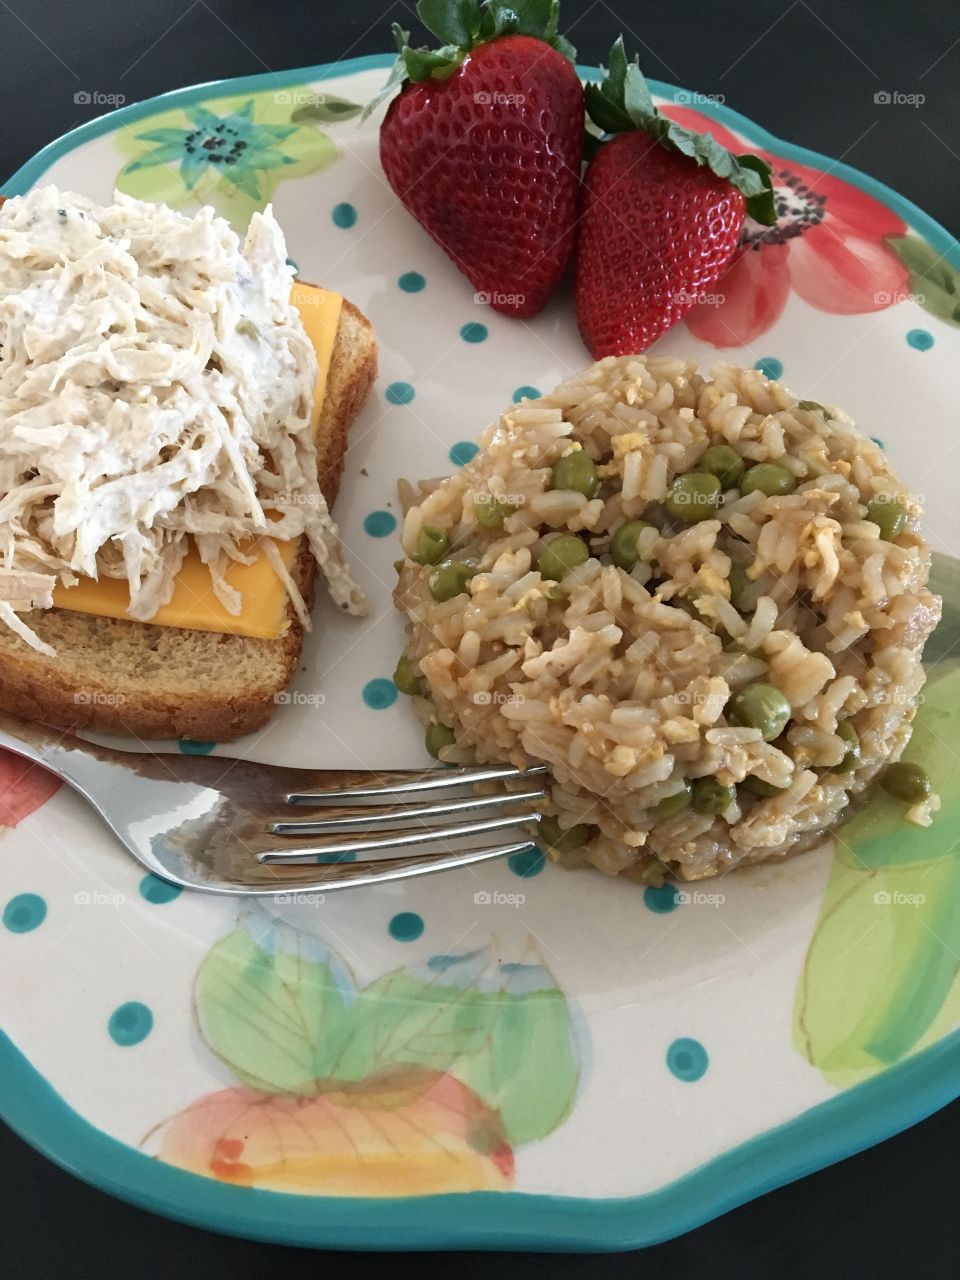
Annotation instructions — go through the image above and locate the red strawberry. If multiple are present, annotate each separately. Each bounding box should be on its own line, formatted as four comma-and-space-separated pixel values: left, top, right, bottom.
576, 40, 776, 357
373, 1, 583, 318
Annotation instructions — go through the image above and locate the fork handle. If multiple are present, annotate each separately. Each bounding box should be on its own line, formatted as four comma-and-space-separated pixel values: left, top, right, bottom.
0, 709, 103, 781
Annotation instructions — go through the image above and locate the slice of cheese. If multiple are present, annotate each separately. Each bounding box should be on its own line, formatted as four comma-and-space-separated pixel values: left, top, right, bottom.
51, 281, 343, 640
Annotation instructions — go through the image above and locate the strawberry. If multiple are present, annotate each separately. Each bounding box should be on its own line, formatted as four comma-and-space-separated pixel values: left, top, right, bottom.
372, 0, 583, 318
576, 40, 776, 357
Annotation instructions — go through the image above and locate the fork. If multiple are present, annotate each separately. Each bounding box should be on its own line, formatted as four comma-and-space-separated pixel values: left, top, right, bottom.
0, 710, 547, 894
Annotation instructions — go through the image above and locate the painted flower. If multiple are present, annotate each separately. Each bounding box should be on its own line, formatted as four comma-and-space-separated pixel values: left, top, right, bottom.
114, 89, 345, 224
0, 749, 60, 828
661, 105, 911, 348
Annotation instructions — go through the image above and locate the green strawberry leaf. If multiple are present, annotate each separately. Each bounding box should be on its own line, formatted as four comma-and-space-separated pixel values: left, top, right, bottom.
886, 234, 960, 327
586, 37, 777, 226
418, 0, 482, 46
365, 0, 575, 116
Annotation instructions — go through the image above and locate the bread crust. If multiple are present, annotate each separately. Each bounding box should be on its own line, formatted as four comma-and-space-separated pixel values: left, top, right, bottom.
0, 293, 376, 741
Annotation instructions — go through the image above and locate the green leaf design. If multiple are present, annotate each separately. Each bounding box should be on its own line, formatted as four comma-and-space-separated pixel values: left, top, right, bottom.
195, 911, 354, 1095
291, 96, 363, 125
794, 652, 960, 1085
887, 234, 960, 327
331, 947, 580, 1144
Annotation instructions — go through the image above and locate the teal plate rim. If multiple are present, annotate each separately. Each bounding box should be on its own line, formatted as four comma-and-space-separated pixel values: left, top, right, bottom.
2, 54, 959, 1252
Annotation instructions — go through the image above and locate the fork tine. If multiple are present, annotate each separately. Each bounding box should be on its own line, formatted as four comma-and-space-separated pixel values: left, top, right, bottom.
271, 787, 546, 834
258, 811, 541, 862
285, 763, 545, 804
281, 841, 539, 890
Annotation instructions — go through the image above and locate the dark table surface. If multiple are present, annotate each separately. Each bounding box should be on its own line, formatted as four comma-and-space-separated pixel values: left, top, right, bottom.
2, 1, 959, 1275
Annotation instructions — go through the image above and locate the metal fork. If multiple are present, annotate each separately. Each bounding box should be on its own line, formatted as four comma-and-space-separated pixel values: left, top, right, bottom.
0, 710, 546, 894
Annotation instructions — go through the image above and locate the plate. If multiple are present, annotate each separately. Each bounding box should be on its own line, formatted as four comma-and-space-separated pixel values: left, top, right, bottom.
2, 55, 959, 1252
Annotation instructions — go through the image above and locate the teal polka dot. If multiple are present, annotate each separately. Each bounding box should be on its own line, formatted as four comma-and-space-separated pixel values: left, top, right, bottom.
389, 911, 424, 941
398, 271, 426, 293
178, 739, 215, 755
386, 381, 415, 405
3, 892, 46, 933
871, 436, 885, 450
508, 847, 545, 878
363, 678, 398, 710
332, 202, 357, 229
450, 441, 479, 466
753, 357, 783, 380
906, 328, 934, 351
513, 385, 542, 403
138, 875, 182, 905
363, 510, 397, 538
667, 1037, 709, 1082
644, 883, 681, 913
460, 322, 488, 344
108, 1001, 153, 1047
285, 256, 299, 275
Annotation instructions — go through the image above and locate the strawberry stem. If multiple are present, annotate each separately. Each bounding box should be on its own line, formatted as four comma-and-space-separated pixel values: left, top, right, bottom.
585, 38, 777, 226
364, 0, 576, 118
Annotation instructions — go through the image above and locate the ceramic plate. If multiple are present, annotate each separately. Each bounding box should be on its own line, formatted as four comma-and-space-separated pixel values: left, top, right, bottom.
2, 55, 959, 1252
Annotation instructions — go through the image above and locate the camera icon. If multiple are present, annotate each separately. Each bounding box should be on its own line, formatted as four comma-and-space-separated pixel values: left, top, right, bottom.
473, 291, 490, 305
74, 90, 91, 105
874, 90, 891, 105
873, 890, 891, 905
474, 91, 490, 105
274, 90, 291, 104
473, 691, 492, 705
73, 890, 91, 904
274, 691, 291, 705
474, 890, 492, 904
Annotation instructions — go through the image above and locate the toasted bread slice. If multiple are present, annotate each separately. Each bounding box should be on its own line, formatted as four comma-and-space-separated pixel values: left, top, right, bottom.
0, 297, 376, 741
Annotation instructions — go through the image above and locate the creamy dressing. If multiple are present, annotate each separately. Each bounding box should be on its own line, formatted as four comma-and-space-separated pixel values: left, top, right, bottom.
0, 186, 366, 654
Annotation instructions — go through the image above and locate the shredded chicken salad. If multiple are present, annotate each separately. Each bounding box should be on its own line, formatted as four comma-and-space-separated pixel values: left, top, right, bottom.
0, 185, 367, 655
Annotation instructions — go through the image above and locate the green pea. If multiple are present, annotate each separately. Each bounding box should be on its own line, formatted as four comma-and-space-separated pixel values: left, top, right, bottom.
425, 722, 456, 759
728, 682, 792, 742
739, 775, 782, 798
538, 813, 594, 852
881, 760, 931, 804
412, 525, 450, 565
665, 472, 722, 523
741, 463, 797, 498
429, 559, 477, 602
550, 450, 600, 499
393, 653, 423, 696
539, 535, 589, 581
652, 779, 692, 818
610, 520, 652, 571
797, 400, 826, 414
728, 564, 752, 610
865, 497, 906, 542
474, 495, 510, 530
700, 444, 745, 490
832, 719, 861, 773
691, 777, 736, 814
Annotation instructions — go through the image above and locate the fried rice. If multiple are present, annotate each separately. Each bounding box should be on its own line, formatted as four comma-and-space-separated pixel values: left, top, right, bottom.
394, 357, 941, 882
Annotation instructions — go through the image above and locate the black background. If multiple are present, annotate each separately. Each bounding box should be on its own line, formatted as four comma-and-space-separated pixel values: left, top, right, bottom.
2, 1, 959, 1275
